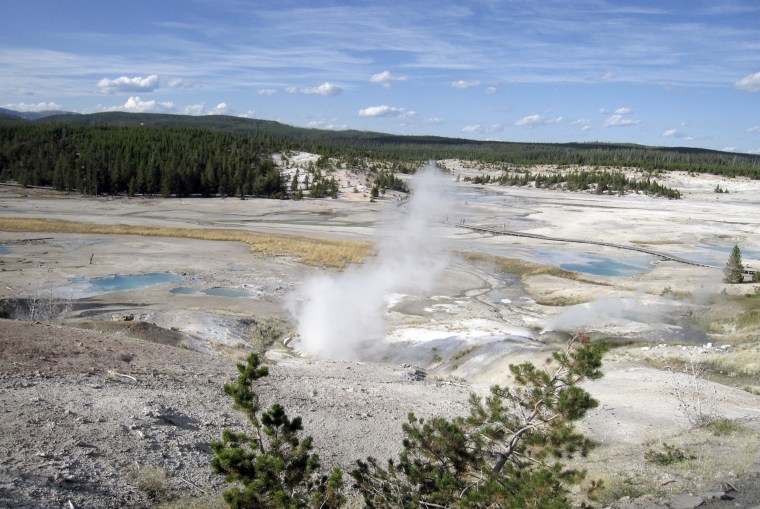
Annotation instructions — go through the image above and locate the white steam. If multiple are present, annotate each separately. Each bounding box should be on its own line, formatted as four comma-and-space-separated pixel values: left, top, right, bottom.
544, 297, 666, 332
287, 165, 451, 360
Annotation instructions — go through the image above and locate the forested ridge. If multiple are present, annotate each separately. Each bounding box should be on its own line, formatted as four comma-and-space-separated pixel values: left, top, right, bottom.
0, 123, 285, 197
1, 111, 760, 198
469, 169, 683, 199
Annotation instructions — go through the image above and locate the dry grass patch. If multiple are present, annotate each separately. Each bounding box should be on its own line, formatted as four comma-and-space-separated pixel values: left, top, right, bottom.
0, 217, 373, 268
462, 251, 581, 281
583, 424, 760, 505
157, 495, 227, 509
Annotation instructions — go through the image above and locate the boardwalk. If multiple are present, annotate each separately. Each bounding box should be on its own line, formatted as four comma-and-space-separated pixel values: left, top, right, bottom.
453, 222, 720, 269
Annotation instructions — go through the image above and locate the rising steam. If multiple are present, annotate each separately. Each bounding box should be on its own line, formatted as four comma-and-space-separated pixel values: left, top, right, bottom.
287, 164, 451, 360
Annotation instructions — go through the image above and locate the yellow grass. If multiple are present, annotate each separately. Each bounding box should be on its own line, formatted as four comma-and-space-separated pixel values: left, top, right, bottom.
462, 251, 581, 281
0, 217, 373, 269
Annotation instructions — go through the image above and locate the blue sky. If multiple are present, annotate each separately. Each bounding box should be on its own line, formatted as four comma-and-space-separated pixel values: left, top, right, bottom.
2, 0, 760, 153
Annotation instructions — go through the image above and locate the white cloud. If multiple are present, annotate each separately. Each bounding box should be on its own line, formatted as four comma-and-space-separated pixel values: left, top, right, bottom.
209, 102, 228, 115
240, 110, 256, 118
97, 75, 159, 94
484, 86, 497, 94
166, 78, 189, 88
462, 123, 503, 134
369, 70, 407, 88
307, 119, 348, 130
182, 103, 206, 116
423, 115, 445, 125
181, 102, 229, 115
747, 125, 760, 133
600, 107, 639, 128
256, 88, 277, 95
1, 101, 62, 112
661, 128, 695, 140
572, 119, 592, 131
358, 105, 414, 118
514, 114, 563, 128
735, 71, 760, 92
599, 71, 616, 81
451, 79, 480, 89
119, 96, 174, 113
599, 106, 633, 115
286, 82, 342, 96
603, 114, 640, 127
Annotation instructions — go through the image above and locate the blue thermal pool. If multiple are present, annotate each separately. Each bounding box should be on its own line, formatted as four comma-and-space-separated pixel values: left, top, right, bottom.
170, 287, 251, 298
63, 273, 182, 298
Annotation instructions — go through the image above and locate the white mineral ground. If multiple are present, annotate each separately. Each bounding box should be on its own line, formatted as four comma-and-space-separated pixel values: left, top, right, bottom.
1, 159, 759, 506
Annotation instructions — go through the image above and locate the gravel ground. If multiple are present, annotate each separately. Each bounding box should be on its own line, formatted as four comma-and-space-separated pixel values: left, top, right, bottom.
2, 319, 759, 509
0, 319, 477, 508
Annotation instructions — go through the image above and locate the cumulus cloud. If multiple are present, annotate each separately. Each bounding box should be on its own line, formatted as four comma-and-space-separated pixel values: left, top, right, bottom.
239, 110, 256, 118
307, 119, 348, 130
256, 88, 277, 95
116, 96, 174, 113
747, 125, 760, 133
1, 101, 62, 112
369, 71, 407, 88
181, 102, 229, 115
358, 105, 414, 118
735, 71, 760, 92
572, 119, 592, 131
599, 107, 640, 128
451, 79, 480, 89
209, 102, 228, 115
462, 123, 503, 134
97, 75, 159, 94
661, 128, 695, 141
514, 114, 563, 128
286, 82, 342, 96
484, 86, 497, 94
603, 114, 640, 127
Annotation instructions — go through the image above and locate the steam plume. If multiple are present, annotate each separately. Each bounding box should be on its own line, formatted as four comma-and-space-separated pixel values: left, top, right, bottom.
287, 164, 451, 360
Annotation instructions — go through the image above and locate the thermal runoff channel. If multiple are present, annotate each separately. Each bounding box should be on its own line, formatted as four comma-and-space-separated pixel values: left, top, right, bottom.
288, 165, 451, 360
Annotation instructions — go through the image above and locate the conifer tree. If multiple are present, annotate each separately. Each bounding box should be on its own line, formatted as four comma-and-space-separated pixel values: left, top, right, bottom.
352, 334, 608, 509
211, 354, 344, 509
723, 244, 745, 284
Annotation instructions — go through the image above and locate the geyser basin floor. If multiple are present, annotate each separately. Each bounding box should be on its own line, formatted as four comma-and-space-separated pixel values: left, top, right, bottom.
57, 273, 182, 299
170, 286, 252, 298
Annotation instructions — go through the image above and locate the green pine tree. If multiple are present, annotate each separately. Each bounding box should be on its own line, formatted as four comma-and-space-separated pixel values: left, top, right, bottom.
723, 244, 745, 284
352, 334, 608, 509
211, 354, 344, 509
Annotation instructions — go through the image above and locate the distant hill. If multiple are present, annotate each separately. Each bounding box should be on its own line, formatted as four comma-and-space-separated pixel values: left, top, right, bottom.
0, 112, 25, 125
0, 107, 79, 121
7, 110, 760, 175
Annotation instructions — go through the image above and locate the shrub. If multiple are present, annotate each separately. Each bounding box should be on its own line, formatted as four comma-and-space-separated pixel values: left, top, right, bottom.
644, 443, 695, 465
